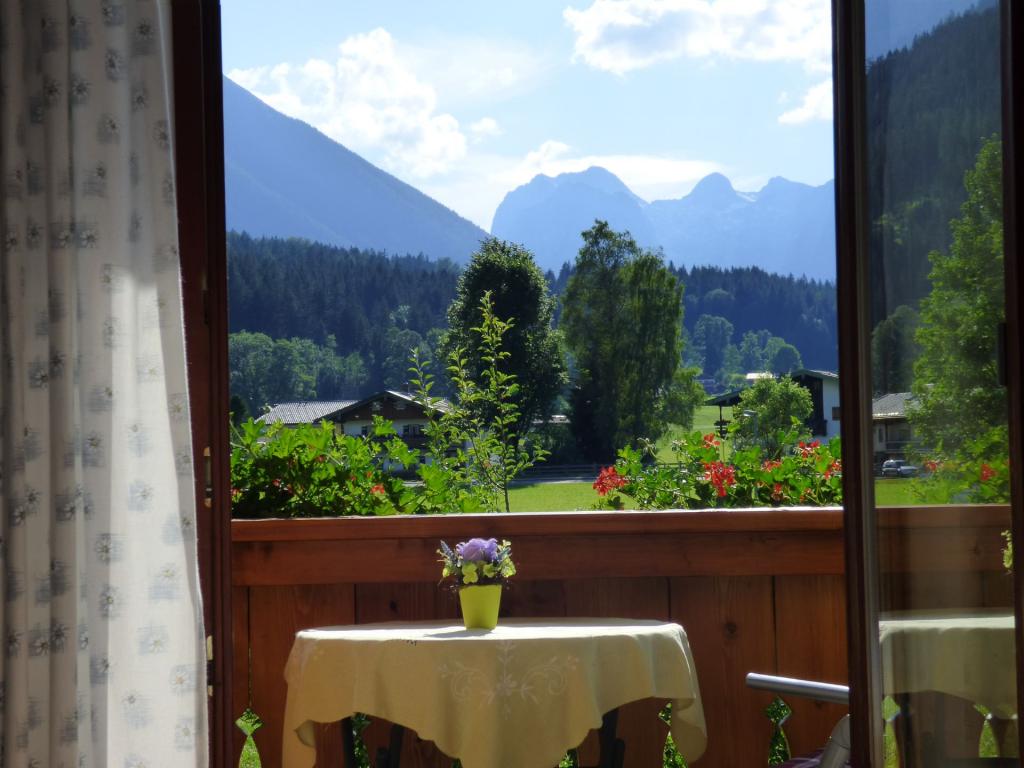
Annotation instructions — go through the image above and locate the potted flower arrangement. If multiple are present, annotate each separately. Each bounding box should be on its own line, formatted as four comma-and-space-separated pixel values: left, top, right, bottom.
438, 538, 516, 629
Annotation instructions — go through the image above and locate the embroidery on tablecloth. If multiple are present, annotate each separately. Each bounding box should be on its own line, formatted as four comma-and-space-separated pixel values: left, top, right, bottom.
439, 642, 580, 717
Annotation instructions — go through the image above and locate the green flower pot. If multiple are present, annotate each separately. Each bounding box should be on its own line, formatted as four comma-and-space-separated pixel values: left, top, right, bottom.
459, 584, 502, 629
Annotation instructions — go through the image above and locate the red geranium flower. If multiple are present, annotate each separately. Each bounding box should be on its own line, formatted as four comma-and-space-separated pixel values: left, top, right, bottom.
703, 461, 736, 497
370, 484, 386, 495
798, 441, 821, 458
593, 466, 628, 496
702, 433, 720, 448
980, 463, 996, 482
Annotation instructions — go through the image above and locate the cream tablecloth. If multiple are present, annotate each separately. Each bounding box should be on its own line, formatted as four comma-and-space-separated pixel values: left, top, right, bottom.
283, 618, 707, 768
879, 610, 1016, 717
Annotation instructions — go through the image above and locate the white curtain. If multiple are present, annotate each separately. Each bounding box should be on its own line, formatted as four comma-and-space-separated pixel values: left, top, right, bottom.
0, 1, 208, 766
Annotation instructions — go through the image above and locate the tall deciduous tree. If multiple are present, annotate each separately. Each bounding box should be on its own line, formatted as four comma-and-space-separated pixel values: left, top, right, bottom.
768, 342, 803, 376
911, 136, 1005, 457
562, 221, 701, 459
692, 314, 734, 380
441, 238, 566, 438
732, 377, 813, 457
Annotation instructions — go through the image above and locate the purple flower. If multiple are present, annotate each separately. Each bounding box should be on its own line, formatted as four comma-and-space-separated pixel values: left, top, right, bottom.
456, 537, 498, 563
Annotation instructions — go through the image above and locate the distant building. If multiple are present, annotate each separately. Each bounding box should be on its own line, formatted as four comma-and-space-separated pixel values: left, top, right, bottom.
871, 392, 917, 459
259, 400, 357, 427
791, 369, 841, 439
259, 391, 449, 460
532, 414, 570, 428
705, 369, 841, 440
326, 391, 445, 450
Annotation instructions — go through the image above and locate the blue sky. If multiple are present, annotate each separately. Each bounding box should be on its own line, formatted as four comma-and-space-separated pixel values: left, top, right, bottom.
221, 0, 839, 230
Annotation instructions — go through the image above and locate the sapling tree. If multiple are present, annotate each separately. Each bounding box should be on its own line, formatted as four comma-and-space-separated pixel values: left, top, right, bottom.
413, 292, 548, 513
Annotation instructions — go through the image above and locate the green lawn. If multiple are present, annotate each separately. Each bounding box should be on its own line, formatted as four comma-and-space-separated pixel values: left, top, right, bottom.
508, 477, 922, 512
507, 481, 598, 512
874, 478, 918, 506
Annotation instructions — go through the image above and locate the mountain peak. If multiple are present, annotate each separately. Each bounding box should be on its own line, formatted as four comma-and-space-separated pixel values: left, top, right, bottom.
492, 165, 836, 279
222, 76, 487, 261
540, 165, 640, 200
687, 172, 739, 204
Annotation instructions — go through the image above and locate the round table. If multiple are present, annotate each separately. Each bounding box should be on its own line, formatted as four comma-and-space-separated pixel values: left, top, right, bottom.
282, 618, 707, 768
879, 610, 1016, 717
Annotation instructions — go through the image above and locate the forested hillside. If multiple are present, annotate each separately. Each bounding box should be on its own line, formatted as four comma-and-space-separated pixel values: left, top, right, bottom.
228, 232, 839, 414
866, 2, 1000, 319
228, 232, 459, 410
677, 266, 837, 371
548, 262, 837, 371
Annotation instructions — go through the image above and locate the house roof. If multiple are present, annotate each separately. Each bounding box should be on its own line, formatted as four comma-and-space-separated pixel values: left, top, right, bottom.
259, 400, 357, 425
706, 389, 743, 407
872, 392, 915, 420
323, 390, 450, 421
793, 368, 839, 381
533, 414, 570, 426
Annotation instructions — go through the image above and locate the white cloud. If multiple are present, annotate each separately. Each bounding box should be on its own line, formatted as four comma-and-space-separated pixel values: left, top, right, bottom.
778, 78, 832, 124
228, 28, 468, 178
469, 117, 503, 141
563, 0, 832, 75
402, 37, 551, 107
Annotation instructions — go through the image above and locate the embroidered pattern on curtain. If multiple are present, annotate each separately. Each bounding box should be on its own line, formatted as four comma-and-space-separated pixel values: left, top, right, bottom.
0, 1, 208, 765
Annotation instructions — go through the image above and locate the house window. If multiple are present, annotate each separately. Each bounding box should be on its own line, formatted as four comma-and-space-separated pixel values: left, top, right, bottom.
360, 425, 370, 436
832, 406, 841, 421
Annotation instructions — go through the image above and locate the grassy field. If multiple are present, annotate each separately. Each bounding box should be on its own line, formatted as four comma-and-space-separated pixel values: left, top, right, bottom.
874, 478, 918, 506
507, 477, 921, 512
506, 481, 598, 512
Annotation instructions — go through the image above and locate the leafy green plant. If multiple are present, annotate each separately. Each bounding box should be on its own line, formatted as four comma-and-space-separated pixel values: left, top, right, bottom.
413, 292, 548, 513
765, 698, 792, 765
231, 294, 547, 517
660, 703, 687, 768
594, 430, 842, 510
230, 418, 418, 518
236, 708, 263, 768
910, 425, 1010, 506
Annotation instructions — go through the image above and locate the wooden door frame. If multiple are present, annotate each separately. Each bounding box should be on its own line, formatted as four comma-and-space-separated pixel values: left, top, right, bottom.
1001, 0, 1024, 745
170, 1, 233, 764
831, 0, 885, 764
169, 0, 1024, 763
835, 0, 1024, 762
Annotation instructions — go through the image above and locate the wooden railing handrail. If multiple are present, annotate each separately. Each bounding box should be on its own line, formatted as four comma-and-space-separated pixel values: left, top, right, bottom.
231, 504, 1011, 542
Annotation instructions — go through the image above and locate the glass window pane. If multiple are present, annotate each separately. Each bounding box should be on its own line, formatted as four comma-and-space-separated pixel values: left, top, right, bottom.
864, 1, 1016, 763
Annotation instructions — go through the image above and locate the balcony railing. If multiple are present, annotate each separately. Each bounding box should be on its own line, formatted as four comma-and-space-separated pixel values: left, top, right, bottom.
230, 505, 1011, 767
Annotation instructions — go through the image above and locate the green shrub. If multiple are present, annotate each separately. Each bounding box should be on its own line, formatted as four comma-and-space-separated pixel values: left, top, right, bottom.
230, 417, 422, 518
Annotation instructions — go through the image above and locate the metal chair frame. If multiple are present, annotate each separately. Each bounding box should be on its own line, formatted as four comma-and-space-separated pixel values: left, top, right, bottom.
746, 673, 852, 768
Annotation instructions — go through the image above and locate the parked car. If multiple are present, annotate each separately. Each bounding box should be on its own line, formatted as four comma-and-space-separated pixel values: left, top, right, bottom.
881, 459, 918, 478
